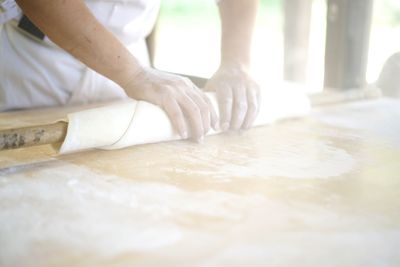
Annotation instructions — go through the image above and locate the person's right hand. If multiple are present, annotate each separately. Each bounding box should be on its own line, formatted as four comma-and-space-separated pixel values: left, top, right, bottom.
123, 67, 218, 142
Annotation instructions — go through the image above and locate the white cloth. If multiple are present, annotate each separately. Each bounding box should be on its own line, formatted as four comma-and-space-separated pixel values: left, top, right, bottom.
0, 0, 160, 111
0, 0, 21, 24
59, 86, 311, 154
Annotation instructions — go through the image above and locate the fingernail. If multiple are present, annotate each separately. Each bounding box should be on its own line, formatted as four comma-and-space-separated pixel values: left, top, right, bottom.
221, 122, 229, 131
181, 131, 188, 139
196, 136, 204, 144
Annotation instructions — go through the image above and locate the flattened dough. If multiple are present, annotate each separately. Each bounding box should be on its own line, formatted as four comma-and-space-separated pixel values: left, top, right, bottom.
59, 88, 310, 154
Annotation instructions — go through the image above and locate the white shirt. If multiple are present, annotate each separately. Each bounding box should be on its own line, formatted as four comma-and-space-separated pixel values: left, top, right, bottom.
0, 0, 160, 111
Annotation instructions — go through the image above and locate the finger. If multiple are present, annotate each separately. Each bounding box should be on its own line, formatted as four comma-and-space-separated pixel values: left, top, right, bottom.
242, 86, 260, 129
230, 86, 248, 130
216, 85, 233, 131
162, 97, 188, 139
187, 88, 211, 135
177, 92, 204, 141
201, 93, 219, 130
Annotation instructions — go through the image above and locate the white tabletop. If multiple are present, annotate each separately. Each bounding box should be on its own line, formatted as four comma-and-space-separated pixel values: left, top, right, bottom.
1, 98, 400, 267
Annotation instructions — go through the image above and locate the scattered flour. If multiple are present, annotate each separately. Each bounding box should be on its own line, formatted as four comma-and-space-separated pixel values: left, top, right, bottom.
218, 140, 357, 179
0, 162, 266, 265
170, 138, 357, 180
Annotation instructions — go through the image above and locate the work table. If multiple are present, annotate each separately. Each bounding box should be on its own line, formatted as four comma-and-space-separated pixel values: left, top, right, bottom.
1, 98, 399, 267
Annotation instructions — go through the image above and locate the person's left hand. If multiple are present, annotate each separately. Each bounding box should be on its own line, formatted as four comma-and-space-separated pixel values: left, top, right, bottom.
204, 63, 261, 131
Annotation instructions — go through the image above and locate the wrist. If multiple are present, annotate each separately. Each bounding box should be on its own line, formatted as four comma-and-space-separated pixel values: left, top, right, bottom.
219, 59, 251, 73
119, 66, 148, 98
118, 65, 145, 88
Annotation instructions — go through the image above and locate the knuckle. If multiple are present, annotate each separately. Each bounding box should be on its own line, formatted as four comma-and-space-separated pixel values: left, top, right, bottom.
179, 77, 193, 87
162, 84, 176, 94
163, 80, 176, 88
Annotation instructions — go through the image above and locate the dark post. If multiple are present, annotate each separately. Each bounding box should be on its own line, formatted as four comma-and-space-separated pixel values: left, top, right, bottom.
324, 0, 374, 90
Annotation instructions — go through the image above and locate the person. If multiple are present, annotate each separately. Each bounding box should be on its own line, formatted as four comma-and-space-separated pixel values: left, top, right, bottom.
0, 0, 260, 141
377, 52, 400, 98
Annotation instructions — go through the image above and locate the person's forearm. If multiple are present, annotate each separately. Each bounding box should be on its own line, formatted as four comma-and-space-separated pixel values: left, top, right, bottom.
218, 0, 258, 67
16, 0, 141, 87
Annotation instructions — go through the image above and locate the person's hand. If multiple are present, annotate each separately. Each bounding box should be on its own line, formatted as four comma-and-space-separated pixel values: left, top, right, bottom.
123, 67, 218, 141
204, 63, 261, 131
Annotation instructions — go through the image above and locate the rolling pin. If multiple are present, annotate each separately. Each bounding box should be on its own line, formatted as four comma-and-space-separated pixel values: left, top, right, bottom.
0, 122, 67, 150
0, 86, 381, 151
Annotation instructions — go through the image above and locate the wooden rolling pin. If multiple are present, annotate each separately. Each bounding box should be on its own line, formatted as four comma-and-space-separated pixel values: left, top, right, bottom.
0, 122, 67, 150
0, 86, 381, 151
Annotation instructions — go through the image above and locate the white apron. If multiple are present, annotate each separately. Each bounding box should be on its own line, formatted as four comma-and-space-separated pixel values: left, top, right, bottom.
0, 0, 160, 111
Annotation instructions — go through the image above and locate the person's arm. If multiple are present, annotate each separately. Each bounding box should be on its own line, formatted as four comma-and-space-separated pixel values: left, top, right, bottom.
16, 0, 139, 87
16, 0, 217, 141
205, 0, 260, 131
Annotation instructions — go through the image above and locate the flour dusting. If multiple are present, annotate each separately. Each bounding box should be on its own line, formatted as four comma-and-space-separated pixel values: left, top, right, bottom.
0, 162, 267, 265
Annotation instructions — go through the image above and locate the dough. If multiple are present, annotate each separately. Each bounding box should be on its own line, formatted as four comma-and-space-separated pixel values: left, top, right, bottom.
59, 88, 310, 154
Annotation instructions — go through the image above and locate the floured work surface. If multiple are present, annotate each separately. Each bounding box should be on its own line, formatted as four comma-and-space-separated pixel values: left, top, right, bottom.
1, 98, 400, 267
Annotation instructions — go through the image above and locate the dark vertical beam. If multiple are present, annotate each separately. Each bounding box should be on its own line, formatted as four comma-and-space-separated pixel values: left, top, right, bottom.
324, 0, 374, 90
283, 0, 313, 83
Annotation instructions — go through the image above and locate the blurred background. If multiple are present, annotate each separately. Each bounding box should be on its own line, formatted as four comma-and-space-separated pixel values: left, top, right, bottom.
152, 0, 400, 93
